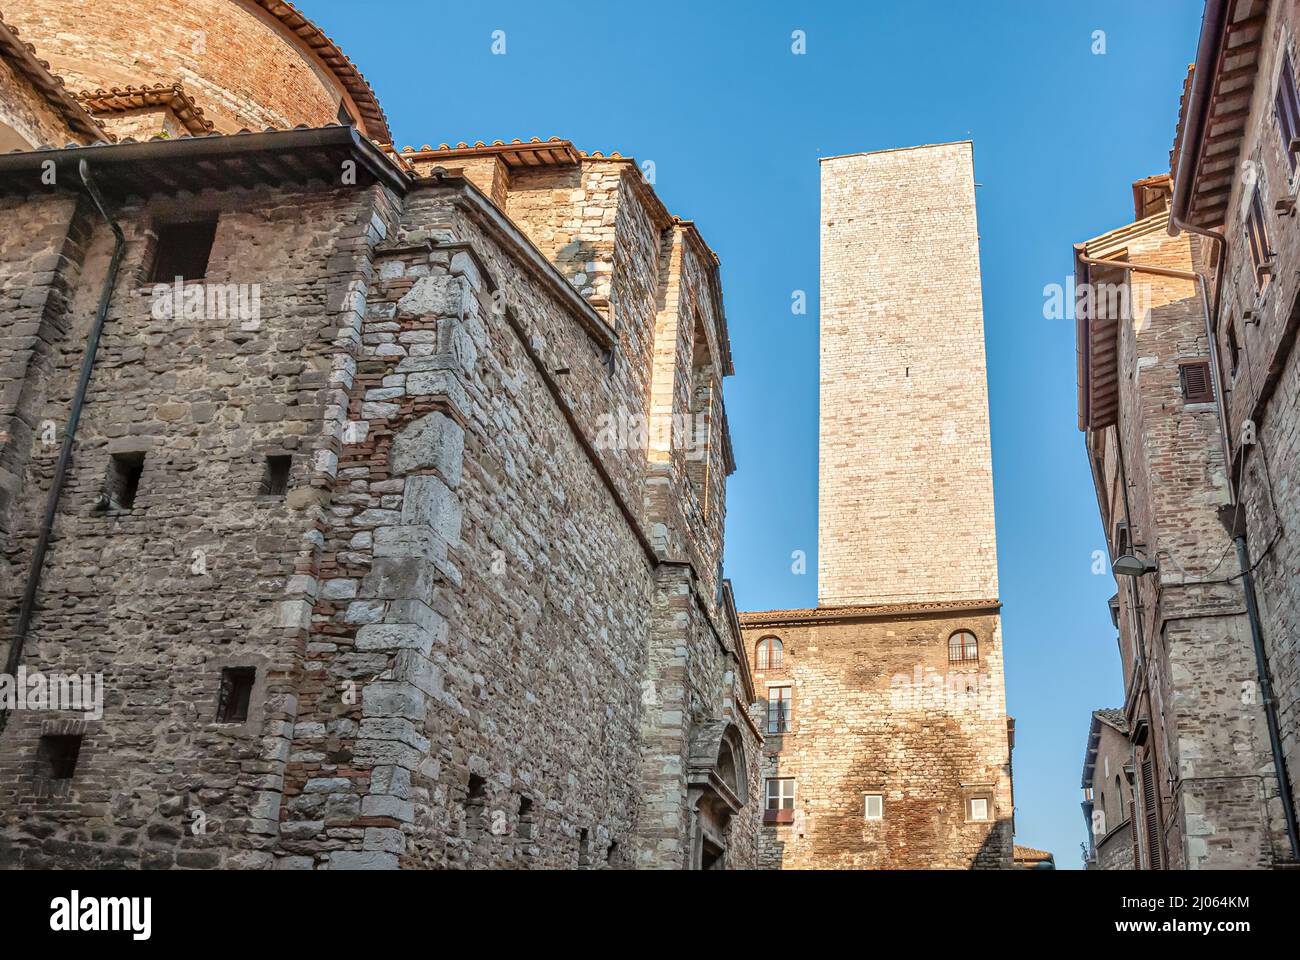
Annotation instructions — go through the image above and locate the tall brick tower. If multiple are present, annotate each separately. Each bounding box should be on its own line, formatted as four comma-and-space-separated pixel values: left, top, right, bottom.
740, 142, 1013, 869
818, 141, 998, 606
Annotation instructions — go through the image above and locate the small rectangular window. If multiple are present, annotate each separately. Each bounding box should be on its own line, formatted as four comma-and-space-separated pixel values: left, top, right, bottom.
1180, 361, 1215, 404
968, 797, 991, 822
216, 667, 255, 723
35, 734, 82, 780
864, 794, 884, 820
102, 451, 145, 511
764, 778, 795, 823
150, 218, 218, 283
578, 827, 592, 867
767, 686, 791, 734
260, 455, 291, 497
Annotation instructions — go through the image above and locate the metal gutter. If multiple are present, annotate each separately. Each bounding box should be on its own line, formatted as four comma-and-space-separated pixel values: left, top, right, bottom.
1169, 0, 1230, 232
0, 161, 124, 735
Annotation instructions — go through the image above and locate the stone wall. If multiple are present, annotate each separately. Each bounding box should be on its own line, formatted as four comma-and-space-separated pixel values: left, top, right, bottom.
818, 142, 998, 607
1203, 0, 1300, 857
0, 50, 80, 149
740, 606, 1012, 869
1081, 211, 1288, 868
0, 139, 757, 869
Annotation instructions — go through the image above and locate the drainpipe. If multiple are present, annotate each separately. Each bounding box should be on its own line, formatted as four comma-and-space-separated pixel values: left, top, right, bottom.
0, 161, 125, 735
1166, 214, 1300, 863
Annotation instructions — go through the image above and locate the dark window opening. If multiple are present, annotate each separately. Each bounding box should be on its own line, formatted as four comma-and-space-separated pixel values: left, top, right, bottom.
1226, 317, 1242, 377
260, 455, 291, 497
149, 218, 218, 283
578, 828, 591, 867
465, 774, 486, 842
1180, 361, 1215, 404
606, 840, 620, 867
217, 667, 255, 723
102, 451, 145, 511
35, 734, 82, 780
516, 796, 534, 841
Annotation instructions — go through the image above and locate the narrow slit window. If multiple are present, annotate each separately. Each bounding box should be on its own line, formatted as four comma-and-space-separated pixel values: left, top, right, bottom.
150, 218, 218, 283
260, 455, 291, 497
35, 734, 82, 781
1226, 316, 1242, 377
102, 451, 145, 511
464, 774, 486, 841
578, 828, 592, 867
216, 667, 255, 723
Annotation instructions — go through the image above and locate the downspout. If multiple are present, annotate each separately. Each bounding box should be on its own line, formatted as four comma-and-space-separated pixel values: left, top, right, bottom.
0, 160, 125, 735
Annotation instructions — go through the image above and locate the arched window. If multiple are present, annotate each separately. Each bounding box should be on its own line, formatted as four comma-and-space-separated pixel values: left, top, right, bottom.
948, 630, 978, 662
755, 636, 783, 670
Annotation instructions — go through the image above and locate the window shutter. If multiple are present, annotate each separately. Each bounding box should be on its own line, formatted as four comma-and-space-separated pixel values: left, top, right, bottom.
1141, 758, 1162, 870
1129, 799, 1139, 866
1180, 362, 1214, 403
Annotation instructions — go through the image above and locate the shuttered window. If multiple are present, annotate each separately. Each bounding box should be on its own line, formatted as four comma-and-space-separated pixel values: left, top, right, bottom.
1141, 758, 1162, 870
1277, 50, 1300, 171
1180, 361, 1215, 404
1129, 799, 1140, 866
1246, 186, 1275, 285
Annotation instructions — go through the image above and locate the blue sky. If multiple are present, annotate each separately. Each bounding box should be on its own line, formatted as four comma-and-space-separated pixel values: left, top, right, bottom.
311, 0, 1203, 868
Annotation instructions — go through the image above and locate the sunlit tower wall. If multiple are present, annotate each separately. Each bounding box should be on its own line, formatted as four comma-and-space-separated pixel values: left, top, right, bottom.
817, 141, 999, 608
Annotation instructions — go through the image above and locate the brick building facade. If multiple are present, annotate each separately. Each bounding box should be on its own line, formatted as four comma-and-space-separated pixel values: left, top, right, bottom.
740, 143, 1014, 869
0, 3, 761, 870
1074, 0, 1300, 870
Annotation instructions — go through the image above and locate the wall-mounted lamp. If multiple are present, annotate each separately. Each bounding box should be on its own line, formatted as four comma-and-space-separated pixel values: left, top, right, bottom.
1112, 553, 1158, 578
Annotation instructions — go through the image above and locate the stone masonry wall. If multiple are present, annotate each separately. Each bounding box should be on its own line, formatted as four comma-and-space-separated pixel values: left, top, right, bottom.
0, 181, 379, 868
0, 52, 82, 149
818, 142, 998, 607
0, 156, 757, 869
1204, 0, 1300, 854
1084, 216, 1288, 868
740, 609, 1012, 869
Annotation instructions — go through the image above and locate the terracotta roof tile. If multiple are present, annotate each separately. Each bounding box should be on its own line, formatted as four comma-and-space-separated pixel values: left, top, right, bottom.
250, 0, 390, 143
75, 83, 215, 136
0, 13, 108, 143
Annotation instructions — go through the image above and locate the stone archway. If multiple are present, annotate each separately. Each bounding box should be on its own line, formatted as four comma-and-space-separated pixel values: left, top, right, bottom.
686, 720, 748, 870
